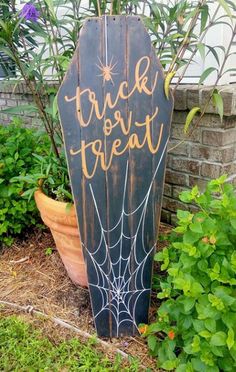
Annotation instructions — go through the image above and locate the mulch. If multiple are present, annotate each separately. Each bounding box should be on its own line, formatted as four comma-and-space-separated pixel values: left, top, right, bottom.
0, 224, 171, 370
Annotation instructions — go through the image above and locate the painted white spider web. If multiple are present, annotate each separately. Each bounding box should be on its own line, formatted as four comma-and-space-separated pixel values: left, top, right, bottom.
82, 139, 168, 337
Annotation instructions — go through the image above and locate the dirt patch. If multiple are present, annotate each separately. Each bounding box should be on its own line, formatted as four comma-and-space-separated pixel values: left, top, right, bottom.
0, 229, 93, 331
0, 224, 171, 370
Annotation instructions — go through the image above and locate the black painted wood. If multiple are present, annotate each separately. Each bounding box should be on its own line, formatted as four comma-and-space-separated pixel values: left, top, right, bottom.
58, 15, 174, 338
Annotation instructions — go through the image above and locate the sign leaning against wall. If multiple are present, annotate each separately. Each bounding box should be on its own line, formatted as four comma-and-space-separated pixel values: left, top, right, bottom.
58, 15, 174, 338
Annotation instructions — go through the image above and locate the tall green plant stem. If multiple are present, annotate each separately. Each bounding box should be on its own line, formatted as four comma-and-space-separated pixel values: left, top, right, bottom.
97, 0, 101, 17
169, 22, 236, 153
168, 0, 207, 74
71, 0, 81, 42
173, 4, 221, 91
37, 1, 63, 84
192, 22, 236, 125
20, 32, 63, 146
9, 43, 60, 159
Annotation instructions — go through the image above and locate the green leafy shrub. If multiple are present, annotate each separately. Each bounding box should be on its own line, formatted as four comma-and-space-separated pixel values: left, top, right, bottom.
144, 175, 236, 371
15, 150, 72, 203
0, 119, 50, 246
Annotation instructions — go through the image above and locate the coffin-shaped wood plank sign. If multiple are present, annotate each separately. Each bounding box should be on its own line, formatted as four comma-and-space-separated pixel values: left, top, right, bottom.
58, 15, 174, 338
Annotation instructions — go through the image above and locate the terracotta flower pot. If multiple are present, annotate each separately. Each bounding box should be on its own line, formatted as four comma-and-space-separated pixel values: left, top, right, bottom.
34, 189, 88, 287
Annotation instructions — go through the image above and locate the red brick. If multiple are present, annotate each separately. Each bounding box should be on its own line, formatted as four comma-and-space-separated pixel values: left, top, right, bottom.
161, 209, 172, 224
223, 162, 236, 176
166, 154, 172, 168
162, 196, 188, 213
189, 176, 209, 191
171, 111, 188, 124
201, 163, 222, 178
172, 186, 188, 199
202, 129, 236, 147
187, 87, 201, 109
168, 140, 189, 156
174, 86, 188, 110
163, 183, 172, 197
190, 144, 235, 163
171, 124, 201, 142
171, 158, 200, 175
165, 169, 188, 186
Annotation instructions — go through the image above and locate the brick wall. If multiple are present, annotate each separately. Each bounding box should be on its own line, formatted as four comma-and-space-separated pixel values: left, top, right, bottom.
0, 81, 57, 127
0, 82, 235, 224
163, 84, 236, 224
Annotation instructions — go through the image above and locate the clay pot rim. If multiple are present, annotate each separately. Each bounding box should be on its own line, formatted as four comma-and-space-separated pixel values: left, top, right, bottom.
34, 188, 76, 217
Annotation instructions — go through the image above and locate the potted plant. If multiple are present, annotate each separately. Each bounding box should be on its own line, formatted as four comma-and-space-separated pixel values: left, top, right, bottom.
12, 147, 88, 287
34, 154, 88, 287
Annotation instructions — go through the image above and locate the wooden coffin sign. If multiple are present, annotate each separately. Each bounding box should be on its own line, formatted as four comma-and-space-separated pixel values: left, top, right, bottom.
58, 15, 173, 338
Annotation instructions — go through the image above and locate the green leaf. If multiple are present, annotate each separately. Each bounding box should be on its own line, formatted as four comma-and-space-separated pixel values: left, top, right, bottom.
208, 293, 224, 311
162, 359, 178, 370
210, 331, 227, 346
199, 330, 211, 339
196, 302, 218, 320
179, 190, 194, 203
154, 251, 163, 262
174, 225, 186, 233
188, 245, 197, 257
53, 95, 58, 119
0, 104, 38, 115
207, 45, 220, 66
164, 71, 176, 99
199, 67, 217, 85
205, 319, 216, 333
214, 286, 235, 307
197, 43, 205, 61
181, 254, 196, 269
158, 341, 176, 366
198, 259, 208, 272
21, 188, 35, 201
176, 363, 194, 372
226, 329, 234, 350
65, 203, 73, 214
213, 90, 224, 122
148, 323, 162, 333
191, 335, 201, 352
0, 46, 15, 61
223, 68, 236, 74
190, 221, 203, 234
183, 230, 201, 244
200, 4, 209, 33
217, 0, 232, 18
190, 282, 204, 297
209, 174, 227, 186
191, 185, 199, 198
181, 297, 195, 312
160, 248, 170, 270
211, 345, 224, 357
230, 218, 236, 230
184, 107, 201, 134
147, 334, 157, 352
45, 0, 56, 17
172, 242, 183, 250
177, 210, 193, 221
193, 319, 205, 333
